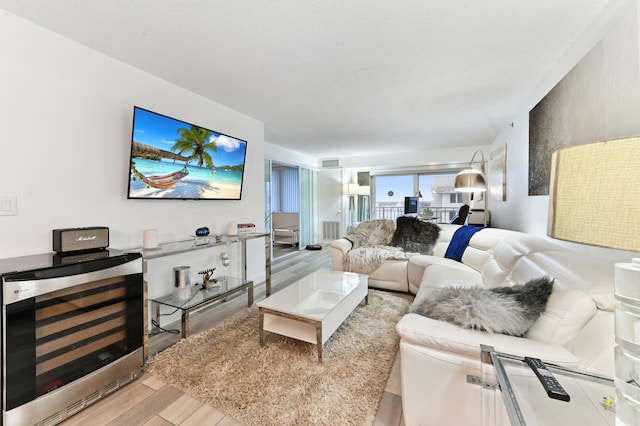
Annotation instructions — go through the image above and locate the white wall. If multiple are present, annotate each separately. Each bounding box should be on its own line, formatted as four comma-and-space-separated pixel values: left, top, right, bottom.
488, 114, 549, 236
265, 142, 318, 169
0, 12, 266, 281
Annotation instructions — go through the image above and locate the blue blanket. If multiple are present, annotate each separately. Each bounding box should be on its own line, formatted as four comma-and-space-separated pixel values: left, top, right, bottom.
444, 226, 484, 262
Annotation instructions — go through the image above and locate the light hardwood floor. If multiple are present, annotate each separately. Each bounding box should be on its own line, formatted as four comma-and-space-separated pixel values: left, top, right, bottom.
60, 246, 406, 426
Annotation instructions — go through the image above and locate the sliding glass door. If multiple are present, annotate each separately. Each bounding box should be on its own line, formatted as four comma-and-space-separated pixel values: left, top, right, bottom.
299, 167, 316, 248
267, 161, 318, 256
372, 172, 464, 223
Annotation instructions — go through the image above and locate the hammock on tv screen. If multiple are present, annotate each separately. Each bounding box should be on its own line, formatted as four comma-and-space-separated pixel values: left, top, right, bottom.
132, 166, 189, 189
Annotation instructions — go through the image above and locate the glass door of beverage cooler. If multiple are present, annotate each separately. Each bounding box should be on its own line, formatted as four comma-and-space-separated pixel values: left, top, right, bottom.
1, 252, 143, 421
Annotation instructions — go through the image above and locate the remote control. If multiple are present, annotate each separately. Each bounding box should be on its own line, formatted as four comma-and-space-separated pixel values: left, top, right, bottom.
524, 357, 570, 402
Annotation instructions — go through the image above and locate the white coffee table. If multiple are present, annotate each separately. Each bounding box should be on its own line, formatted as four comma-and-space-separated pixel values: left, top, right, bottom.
257, 269, 368, 362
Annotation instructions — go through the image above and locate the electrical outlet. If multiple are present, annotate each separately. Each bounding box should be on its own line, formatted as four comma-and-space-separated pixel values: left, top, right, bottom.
0, 194, 17, 216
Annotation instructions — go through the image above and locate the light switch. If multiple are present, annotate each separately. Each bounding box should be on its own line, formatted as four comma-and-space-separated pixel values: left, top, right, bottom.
0, 194, 17, 216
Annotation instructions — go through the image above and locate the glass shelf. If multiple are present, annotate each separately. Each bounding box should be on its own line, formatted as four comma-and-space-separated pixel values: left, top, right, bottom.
151, 276, 254, 338
131, 232, 269, 260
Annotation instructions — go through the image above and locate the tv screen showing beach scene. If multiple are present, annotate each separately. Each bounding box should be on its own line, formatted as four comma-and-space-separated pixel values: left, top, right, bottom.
127, 107, 247, 200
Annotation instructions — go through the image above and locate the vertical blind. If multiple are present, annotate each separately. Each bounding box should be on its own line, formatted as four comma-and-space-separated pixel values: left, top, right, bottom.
272, 167, 299, 213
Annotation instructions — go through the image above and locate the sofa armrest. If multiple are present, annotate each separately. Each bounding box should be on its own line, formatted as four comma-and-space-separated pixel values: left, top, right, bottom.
396, 313, 579, 367
330, 238, 353, 271
408, 258, 479, 293
330, 238, 352, 253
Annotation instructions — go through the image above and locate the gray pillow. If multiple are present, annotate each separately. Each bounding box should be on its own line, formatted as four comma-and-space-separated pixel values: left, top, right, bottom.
409, 276, 554, 336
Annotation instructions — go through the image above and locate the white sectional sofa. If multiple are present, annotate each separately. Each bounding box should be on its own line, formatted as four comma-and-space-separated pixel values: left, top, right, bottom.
331, 221, 616, 425
330, 218, 439, 292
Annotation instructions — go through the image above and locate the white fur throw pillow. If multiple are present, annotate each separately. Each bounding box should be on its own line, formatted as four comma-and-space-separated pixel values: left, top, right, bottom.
409, 276, 554, 336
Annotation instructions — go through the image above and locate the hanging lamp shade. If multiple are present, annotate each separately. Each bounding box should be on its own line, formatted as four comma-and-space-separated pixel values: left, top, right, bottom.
454, 168, 487, 192
454, 150, 487, 192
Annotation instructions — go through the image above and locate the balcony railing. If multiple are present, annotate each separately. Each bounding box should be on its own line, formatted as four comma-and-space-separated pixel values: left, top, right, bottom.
375, 206, 460, 223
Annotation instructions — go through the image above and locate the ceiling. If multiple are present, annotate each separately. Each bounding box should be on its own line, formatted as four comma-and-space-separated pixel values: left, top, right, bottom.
0, 0, 625, 158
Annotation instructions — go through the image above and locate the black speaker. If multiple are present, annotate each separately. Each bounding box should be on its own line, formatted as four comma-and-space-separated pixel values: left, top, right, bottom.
53, 227, 109, 253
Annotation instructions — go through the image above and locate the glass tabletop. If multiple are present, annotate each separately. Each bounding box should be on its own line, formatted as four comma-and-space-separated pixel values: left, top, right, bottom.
151, 276, 251, 310
135, 233, 269, 260
256, 270, 367, 320
482, 346, 615, 426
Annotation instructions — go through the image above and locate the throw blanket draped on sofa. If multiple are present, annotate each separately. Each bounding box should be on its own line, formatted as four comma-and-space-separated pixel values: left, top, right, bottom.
344, 245, 414, 274
444, 225, 484, 262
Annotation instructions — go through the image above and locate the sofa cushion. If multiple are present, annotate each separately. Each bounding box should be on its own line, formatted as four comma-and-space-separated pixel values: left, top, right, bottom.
396, 313, 580, 367
510, 251, 617, 311
410, 277, 554, 336
430, 224, 461, 257
390, 216, 440, 255
503, 251, 602, 346
563, 311, 615, 375
345, 219, 395, 248
366, 259, 410, 292
408, 256, 477, 293
526, 287, 597, 345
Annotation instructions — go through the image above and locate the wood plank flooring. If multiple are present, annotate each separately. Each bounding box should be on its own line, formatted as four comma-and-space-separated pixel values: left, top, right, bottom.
60, 245, 406, 426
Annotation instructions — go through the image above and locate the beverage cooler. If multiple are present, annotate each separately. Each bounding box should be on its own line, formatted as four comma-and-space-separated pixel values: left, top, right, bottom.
0, 250, 144, 426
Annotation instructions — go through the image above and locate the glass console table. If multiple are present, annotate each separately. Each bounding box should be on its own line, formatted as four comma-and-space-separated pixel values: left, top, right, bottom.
480, 345, 615, 426
137, 232, 271, 296
151, 276, 253, 338
130, 232, 270, 359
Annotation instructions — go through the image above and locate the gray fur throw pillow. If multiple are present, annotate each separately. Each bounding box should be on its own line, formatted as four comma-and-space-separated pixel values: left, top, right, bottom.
409, 276, 554, 336
390, 216, 440, 254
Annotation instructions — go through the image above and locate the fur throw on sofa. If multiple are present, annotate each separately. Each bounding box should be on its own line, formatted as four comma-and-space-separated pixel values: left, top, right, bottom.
391, 216, 440, 255
345, 219, 395, 248
344, 246, 413, 274
410, 276, 554, 336
343, 218, 441, 274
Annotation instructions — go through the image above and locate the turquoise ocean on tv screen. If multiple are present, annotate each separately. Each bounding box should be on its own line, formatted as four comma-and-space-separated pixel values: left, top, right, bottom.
133, 158, 243, 185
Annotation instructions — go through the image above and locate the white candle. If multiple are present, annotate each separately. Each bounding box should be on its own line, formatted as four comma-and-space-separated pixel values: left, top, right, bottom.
143, 229, 158, 249
228, 221, 237, 236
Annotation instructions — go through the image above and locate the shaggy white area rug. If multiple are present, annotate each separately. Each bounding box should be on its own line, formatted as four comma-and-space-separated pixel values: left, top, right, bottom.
146, 289, 412, 425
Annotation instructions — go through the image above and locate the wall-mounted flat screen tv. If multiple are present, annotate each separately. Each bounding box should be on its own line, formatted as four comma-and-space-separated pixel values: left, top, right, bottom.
127, 106, 247, 200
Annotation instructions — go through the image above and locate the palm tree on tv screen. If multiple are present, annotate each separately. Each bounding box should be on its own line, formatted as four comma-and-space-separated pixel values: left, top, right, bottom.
172, 125, 217, 169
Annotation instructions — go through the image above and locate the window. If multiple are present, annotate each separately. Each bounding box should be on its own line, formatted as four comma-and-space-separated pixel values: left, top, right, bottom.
450, 193, 463, 203
373, 175, 413, 220
372, 171, 465, 223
